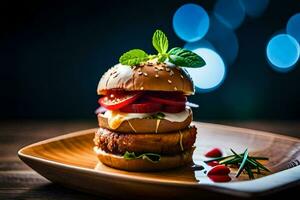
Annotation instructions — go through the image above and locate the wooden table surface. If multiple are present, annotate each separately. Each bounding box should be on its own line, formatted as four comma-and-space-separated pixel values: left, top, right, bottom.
1, 120, 300, 200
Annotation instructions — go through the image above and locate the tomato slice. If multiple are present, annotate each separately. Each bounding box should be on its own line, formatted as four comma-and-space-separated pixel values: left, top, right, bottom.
146, 96, 186, 106
120, 102, 162, 113
98, 92, 142, 110
98, 91, 187, 113
145, 92, 187, 106
162, 104, 186, 113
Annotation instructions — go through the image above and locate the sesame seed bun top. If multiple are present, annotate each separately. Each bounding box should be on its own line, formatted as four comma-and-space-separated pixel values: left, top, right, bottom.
97, 61, 195, 95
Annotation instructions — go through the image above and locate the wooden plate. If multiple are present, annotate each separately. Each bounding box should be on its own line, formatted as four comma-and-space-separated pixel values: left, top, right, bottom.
18, 122, 300, 199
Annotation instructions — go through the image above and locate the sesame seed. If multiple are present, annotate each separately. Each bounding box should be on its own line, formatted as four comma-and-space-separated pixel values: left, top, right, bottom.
180, 75, 184, 79
155, 74, 159, 78
110, 94, 114, 98
138, 71, 143, 75
143, 72, 148, 76
174, 87, 178, 91
168, 80, 172, 84
169, 70, 174, 76
154, 68, 159, 72
140, 87, 144, 90
166, 68, 170, 72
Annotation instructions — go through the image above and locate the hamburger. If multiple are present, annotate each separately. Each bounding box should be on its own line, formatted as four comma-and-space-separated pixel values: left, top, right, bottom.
94, 30, 205, 171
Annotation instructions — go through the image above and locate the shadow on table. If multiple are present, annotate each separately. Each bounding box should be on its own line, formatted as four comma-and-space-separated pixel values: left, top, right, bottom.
13, 183, 103, 200
11, 182, 300, 200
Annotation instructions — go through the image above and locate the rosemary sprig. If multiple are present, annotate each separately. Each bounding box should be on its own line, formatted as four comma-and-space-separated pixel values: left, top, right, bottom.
204, 148, 271, 179
236, 149, 249, 178
250, 158, 271, 172
219, 156, 240, 165
205, 155, 235, 162
245, 166, 255, 179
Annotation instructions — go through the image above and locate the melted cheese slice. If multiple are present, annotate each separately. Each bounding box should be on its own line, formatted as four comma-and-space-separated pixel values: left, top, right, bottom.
101, 108, 191, 129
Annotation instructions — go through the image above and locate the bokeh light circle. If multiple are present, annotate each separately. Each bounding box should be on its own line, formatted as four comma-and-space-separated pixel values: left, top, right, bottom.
173, 3, 209, 42
266, 34, 300, 72
184, 39, 215, 51
213, 0, 245, 29
287, 13, 300, 43
205, 14, 239, 65
185, 48, 226, 92
240, 0, 269, 18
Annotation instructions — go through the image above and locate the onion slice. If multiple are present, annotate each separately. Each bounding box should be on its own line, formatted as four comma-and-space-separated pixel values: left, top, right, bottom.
186, 101, 199, 108
95, 106, 107, 114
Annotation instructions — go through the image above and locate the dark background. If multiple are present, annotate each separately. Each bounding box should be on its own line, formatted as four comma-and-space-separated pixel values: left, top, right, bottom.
1, 0, 299, 120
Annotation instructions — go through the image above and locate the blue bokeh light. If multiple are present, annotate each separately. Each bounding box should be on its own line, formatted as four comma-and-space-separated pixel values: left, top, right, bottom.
184, 39, 215, 51
213, 0, 245, 29
287, 13, 300, 43
185, 48, 226, 92
205, 14, 239, 65
266, 34, 300, 72
240, 0, 269, 18
173, 3, 209, 42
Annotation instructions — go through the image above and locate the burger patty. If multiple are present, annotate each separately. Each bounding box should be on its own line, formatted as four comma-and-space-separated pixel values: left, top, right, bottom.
94, 126, 197, 155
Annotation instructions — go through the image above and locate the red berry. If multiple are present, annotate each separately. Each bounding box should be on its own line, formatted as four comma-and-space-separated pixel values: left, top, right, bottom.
207, 165, 230, 176
208, 175, 231, 182
207, 161, 219, 167
205, 148, 222, 157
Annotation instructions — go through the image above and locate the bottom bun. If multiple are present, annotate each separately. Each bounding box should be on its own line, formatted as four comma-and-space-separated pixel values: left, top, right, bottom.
95, 148, 194, 171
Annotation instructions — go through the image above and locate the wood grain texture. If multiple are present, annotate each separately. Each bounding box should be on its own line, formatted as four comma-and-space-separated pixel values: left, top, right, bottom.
18, 122, 300, 199
1, 120, 300, 200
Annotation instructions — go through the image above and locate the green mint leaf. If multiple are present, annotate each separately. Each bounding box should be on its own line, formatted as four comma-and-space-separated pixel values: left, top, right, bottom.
152, 30, 169, 54
119, 49, 148, 66
158, 54, 168, 63
168, 47, 206, 68
123, 151, 161, 163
